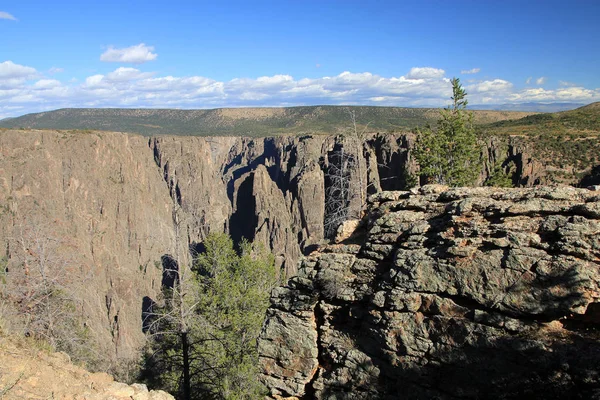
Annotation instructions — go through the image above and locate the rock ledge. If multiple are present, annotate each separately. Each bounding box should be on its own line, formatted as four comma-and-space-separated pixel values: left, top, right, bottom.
258, 186, 600, 399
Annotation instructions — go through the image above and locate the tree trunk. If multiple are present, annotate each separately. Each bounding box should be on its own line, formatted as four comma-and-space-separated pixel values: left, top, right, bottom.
182, 331, 191, 400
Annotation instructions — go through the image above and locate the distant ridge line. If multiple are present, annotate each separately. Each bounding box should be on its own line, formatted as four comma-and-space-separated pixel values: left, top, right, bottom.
0, 105, 537, 137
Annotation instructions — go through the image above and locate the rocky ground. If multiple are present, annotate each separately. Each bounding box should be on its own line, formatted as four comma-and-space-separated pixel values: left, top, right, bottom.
0, 332, 173, 400
258, 185, 600, 399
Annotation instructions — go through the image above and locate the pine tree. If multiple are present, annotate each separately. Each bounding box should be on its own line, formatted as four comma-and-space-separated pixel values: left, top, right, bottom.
195, 234, 277, 399
413, 78, 482, 186
143, 233, 277, 400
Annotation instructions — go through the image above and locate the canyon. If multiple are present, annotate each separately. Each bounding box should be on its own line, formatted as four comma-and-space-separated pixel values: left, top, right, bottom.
0, 127, 598, 383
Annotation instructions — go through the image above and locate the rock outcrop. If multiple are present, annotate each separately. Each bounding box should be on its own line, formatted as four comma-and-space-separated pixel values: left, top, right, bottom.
0, 127, 592, 373
0, 130, 371, 369
258, 185, 600, 399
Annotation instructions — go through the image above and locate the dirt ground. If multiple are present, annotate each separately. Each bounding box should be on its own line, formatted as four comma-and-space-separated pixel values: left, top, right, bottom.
0, 333, 172, 400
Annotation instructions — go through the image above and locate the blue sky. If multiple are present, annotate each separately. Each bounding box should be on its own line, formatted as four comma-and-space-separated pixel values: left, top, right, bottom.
1, 0, 599, 118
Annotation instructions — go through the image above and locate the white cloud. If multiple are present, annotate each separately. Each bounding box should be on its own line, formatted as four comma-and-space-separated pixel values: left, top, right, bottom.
467, 79, 513, 93
536, 77, 547, 85
406, 67, 445, 80
33, 79, 62, 89
509, 86, 599, 102
84, 74, 105, 87
49, 67, 64, 74
100, 43, 157, 64
461, 68, 480, 75
559, 80, 577, 87
1, 66, 599, 119
0, 11, 17, 21
0, 61, 37, 79
106, 67, 153, 82
526, 77, 532, 84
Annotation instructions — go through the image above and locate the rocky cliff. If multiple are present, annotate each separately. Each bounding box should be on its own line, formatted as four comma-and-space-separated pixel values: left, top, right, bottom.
0, 128, 595, 373
0, 129, 375, 370
258, 185, 600, 399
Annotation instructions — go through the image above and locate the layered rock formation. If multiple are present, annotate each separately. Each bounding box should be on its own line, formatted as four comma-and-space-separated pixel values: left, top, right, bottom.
0, 130, 375, 369
0, 127, 593, 373
258, 185, 600, 399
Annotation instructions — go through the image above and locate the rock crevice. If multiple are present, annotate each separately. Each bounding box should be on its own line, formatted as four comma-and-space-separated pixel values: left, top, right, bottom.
258, 185, 600, 399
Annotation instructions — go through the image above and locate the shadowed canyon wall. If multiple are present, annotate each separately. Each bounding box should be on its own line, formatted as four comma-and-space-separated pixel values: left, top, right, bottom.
0, 129, 594, 370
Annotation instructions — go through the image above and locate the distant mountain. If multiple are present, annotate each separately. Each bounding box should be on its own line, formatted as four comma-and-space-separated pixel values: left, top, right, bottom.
471, 102, 585, 113
0, 106, 534, 137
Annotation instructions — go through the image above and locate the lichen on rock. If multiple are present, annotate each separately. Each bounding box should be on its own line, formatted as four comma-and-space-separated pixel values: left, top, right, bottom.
258, 185, 600, 399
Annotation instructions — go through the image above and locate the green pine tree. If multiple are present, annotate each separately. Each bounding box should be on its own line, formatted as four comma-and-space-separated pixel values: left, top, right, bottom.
143, 233, 277, 400
413, 78, 482, 186
195, 233, 277, 400
485, 162, 514, 187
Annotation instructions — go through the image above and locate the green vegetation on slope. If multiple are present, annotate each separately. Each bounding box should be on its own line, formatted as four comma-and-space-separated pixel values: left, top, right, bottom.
142, 233, 278, 400
0, 106, 534, 137
484, 102, 600, 135
480, 102, 600, 185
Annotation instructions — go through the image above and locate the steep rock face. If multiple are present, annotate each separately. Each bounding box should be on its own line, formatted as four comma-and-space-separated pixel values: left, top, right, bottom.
258, 186, 600, 399
0, 130, 370, 367
150, 134, 379, 275
0, 127, 591, 372
0, 130, 174, 368
234, 165, 301, 272
150, 134, 337, 275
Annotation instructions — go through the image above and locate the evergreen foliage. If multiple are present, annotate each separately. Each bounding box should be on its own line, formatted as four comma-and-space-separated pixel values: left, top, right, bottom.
143, 233, 277, 400
413, 78, 482, 186
485, 162, 514, 187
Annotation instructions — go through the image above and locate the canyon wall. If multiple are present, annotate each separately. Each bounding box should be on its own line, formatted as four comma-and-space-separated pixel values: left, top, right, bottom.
0, 130, 369, 369
0, 128, 590, 371
258, 185, 600, 399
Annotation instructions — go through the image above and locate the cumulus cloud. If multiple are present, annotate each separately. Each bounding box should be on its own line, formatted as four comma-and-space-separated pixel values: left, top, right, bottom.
100, 43, 157, 64
536, 77, 547, 85
0, 11, 17, 21
1, 65, 599, 119
461, 68, 480, 75
84, 74, 105, 88
106, 67, 154, 82
33, 79, 62, 89
406, 67, 445, 80
0, 61, 37, 79
467, 79, 513, 93
509, 86, 599, 103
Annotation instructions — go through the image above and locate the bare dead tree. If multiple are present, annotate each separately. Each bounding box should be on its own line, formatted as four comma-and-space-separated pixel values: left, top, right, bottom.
346, 108, 370, 211
0, 218, 93, 361
323, 110, 371, 239
324, 143, 357, 238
